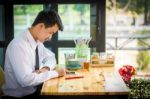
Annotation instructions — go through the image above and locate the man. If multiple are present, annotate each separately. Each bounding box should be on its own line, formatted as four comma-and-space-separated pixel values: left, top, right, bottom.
2, 10, 65, 98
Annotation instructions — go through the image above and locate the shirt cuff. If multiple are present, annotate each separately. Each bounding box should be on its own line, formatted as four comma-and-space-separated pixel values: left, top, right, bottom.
48, 70, 58, 79
40, 63, 56, 70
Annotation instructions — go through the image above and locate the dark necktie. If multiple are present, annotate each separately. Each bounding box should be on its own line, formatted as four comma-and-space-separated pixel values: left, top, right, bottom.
35, 46, 39, 70
35, 46, 42, 92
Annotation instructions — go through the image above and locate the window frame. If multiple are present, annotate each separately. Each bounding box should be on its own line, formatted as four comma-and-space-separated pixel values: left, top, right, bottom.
0, 3, 14, 68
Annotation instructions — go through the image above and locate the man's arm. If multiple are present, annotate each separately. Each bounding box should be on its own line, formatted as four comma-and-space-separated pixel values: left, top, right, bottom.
9, 43, 59, 87
35, 67, 65, 77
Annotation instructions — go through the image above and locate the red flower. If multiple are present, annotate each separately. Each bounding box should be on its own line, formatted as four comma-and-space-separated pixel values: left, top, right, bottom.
118, 65, 136, 84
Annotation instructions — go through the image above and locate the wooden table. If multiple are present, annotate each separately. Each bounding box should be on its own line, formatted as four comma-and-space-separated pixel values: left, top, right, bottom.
41, 66, 129, 98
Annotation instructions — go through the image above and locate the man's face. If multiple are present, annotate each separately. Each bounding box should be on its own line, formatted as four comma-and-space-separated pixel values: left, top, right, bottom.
37, 24, 59, 42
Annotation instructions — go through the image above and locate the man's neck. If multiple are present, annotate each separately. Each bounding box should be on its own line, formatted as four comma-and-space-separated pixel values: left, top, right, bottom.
29, 27, 38, 42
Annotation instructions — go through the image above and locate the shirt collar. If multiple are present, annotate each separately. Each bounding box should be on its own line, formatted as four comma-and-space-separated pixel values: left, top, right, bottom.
26, 29, 38, 50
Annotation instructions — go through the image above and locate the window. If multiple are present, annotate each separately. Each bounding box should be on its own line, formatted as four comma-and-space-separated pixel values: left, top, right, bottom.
11, 0, 105, 65
106, 0, 150, 73
0, 48, 5, 67
58, 4, 90, 40
14, 5, 43, 37
43, 1, 105, 64
0, 5, 5, 41
0, 1, 105, 69
58, 4, 91, 64
43, 2, 105, 64
0, 5, 5, 67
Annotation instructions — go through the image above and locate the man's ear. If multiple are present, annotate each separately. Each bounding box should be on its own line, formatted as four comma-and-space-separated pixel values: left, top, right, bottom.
38, 23, 45, 29
36, 23, 45, 32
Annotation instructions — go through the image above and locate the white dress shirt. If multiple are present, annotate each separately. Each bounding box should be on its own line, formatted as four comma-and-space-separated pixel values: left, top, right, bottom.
2, 29, 58, 97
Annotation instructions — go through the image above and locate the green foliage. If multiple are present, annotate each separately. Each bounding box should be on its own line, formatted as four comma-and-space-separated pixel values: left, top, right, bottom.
59, 4, 90, 25
59, 5, 68, 14
129, 78, 150, 98
73, 4, 90, 13
137, 51, 150, 70
115, 0, 150, 14
107, 0, 150, 24
137, 29, 149, 34
14, 5, 43, 15
136, 29, 150, 70
73, 4, 90, 24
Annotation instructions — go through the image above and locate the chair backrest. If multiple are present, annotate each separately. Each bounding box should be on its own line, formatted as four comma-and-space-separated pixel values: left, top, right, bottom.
0, 66, 4, 88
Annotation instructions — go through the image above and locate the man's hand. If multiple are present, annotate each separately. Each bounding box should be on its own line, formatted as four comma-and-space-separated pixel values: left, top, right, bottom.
56, 68, 66, 77
35, 67, 50, 74
34, 66, 65, 77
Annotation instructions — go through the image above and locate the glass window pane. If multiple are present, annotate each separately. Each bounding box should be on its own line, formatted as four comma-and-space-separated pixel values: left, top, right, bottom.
0, 5, 5, 41
106, 0, 150, 73
58, 48, 90, 65
58, 4, 97, 64
14, 5, 43, 37
0, 48, 5, 68
58, 4, 91, 40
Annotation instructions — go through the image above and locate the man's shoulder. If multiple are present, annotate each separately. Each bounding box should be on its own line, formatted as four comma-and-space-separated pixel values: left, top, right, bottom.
10, 37, 26, 46
12, 30, 28, 44
7, 36, 28, 51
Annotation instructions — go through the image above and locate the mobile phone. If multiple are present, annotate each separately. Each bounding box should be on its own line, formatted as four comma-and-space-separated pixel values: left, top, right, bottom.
66, 71, 76, 74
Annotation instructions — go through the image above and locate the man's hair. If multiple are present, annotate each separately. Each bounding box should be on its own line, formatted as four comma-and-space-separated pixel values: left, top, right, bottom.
32, 10, 63, 31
